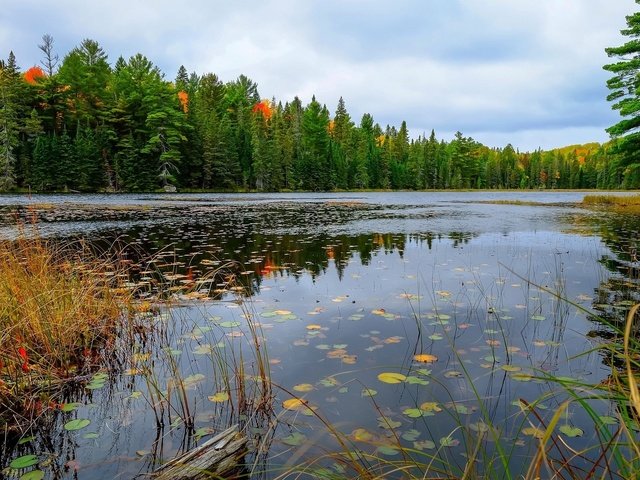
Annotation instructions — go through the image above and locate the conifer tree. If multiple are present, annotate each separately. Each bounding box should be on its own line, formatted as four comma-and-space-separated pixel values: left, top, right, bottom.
604, 1, 640, 186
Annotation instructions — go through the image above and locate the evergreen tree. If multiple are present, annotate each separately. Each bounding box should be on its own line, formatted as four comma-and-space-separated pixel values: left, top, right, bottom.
0, 52, 23, 190
604, 1, 640, 187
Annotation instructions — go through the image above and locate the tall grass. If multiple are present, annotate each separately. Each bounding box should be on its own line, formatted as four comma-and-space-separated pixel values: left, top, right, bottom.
583, 194, 640, 208
0, 231, 133, 426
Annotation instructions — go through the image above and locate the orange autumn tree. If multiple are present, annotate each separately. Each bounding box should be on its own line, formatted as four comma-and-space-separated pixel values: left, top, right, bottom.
252, 99, 272, 119
24, 66, 46, 85
177, 90, 188, 113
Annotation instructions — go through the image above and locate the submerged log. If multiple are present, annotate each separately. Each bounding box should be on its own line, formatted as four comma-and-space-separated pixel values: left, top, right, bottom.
152, 424, 248, 479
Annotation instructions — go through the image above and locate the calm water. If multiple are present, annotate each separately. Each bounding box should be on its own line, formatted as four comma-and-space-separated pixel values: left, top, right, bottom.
1, 191, 638, 479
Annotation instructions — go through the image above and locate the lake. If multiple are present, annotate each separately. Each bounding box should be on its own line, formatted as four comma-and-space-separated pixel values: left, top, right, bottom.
1, 191, 638, 479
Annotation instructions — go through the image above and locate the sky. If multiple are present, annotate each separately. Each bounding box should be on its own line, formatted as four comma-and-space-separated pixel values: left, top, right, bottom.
1, 0, 635, 151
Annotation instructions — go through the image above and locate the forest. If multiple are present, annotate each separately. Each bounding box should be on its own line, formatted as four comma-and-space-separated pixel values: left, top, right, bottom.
0, 37, 636, 193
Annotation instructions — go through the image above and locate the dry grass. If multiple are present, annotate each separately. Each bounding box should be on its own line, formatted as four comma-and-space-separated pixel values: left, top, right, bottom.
582, 194, 640, 209
0, 231, 133, 423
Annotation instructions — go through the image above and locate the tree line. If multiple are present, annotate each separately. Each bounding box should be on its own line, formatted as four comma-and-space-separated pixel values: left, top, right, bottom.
0, 36, 635, 193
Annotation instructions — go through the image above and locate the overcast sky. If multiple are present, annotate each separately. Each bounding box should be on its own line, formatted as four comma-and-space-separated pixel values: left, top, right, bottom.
1, 0, 634, 151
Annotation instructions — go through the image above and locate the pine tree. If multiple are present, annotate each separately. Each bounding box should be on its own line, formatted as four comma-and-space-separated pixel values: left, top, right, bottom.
0, 52, 22, 190
604, 2, 640, 186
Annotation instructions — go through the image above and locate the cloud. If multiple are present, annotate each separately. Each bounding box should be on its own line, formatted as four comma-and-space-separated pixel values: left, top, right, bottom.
0, 0, 633, 150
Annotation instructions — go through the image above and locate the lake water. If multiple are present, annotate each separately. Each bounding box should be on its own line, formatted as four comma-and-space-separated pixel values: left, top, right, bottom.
1, 191, 638, 479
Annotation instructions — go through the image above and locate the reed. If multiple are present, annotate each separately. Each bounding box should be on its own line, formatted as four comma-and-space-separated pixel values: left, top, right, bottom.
0, 230, 133, 426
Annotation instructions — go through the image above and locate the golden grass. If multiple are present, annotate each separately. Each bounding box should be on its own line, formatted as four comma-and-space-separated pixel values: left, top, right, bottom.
582, 194, 640, 208
0, 232, 132, 422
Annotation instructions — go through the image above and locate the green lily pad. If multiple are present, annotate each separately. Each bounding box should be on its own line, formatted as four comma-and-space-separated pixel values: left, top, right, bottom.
10, 455, 39, 469
20, 470, 45, 480
403, 408, 430, 418
439, 435, 459, 447
64, 418, 91, 431
377, 445, 400, 456
219, 321, 241, 328
361, 388, 377, 397
60, 402, 82, 412
559, 425, 584, 438
17, 436, 35, 445
404, 376, 429, 385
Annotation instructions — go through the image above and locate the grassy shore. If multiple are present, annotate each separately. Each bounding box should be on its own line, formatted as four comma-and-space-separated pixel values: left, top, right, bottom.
0, 233, 133, 426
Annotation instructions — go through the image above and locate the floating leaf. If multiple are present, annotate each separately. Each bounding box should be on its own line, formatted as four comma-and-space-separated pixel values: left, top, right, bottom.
377, 445, 400, 456
193, 344, 213, 355
444, 371, 463, 378
559, 425, 584, 438
182, 373, 206, 387
401, 429, 421, 441
405, 376, 429, 386
64, 419, 91, 431
451, 404, 471, 415
413, 440, 436, 450
351, 428, 374, 442
83, 432, 99, 439
439, 436, 459, 447
419, 402, 442, 413
10, 455, 39, 469
320, 377, 338, 387
383, 336, 403, 344
338, 386, 349, 394
428, 334, 443, 341
219, 321, 241, 328
501, 365, 522, 372
341, 355, 357, 364
361, 388, 377, 397
403, 408, 427, 418
306, 324, 322, 330
522, 427, 544, 439
283, 398, 315, 415
531, 315, 546, 321
377, 416, 402, 429
414, 354, 438, 363
282, 432, 307, 446
293, 383, 314, 393
136, 450, 151, 457
208, 392, 230, 403
378, 372, 407, 384
20, 470, 45, 480
469, 422, 490, 433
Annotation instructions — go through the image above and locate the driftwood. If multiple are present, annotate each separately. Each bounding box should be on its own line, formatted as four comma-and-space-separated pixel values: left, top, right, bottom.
151, 424, 248, 479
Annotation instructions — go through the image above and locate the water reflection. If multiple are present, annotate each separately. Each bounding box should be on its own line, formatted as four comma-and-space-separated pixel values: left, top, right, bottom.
0, 194, 632, 479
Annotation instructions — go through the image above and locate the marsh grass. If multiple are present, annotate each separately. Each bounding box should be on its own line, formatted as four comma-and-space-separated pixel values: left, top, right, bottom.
583, 194, 640, 211
0, 229, 135, 427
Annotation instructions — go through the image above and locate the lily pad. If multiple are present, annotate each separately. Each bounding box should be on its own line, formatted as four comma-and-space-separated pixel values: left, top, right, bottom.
64, 418, 91, 431
10, 455, 39, 469
20, 470, 45, 480
559, 425, 583, 438
377, 372, 407, 384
